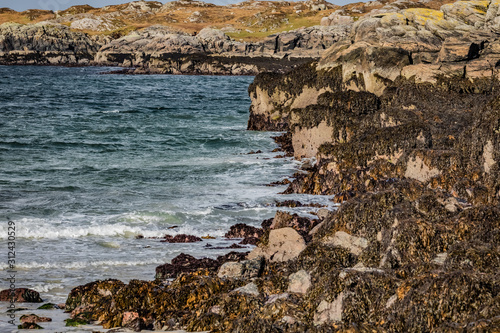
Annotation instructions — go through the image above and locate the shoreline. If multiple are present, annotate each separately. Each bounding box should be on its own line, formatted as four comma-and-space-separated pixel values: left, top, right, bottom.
2, 0, 500, 330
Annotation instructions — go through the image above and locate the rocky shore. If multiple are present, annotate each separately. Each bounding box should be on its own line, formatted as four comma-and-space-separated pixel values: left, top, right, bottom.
0, 0, 350, 75
2, 0, 499, 332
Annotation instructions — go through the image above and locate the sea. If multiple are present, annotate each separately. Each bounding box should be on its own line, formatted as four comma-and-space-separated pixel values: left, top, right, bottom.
0, 66, 333, 332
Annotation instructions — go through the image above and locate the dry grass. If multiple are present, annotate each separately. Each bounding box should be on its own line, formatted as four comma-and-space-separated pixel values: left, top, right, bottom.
0, 0, 338, 40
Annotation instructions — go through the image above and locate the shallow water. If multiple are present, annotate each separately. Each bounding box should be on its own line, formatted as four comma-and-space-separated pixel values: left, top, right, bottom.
0, 66, 334, 332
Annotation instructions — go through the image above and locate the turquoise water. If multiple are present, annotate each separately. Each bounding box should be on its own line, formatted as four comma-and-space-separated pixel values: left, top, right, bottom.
0, 66, 331, 331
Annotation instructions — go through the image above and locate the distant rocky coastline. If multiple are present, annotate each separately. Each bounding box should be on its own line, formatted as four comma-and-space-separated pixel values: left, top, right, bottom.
0, 22, 346, 74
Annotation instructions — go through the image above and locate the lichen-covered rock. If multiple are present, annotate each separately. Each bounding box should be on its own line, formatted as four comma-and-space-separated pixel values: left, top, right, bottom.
287, 270, 312, 294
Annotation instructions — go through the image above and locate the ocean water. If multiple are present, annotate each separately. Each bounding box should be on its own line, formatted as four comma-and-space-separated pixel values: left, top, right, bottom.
0, 66, 333, 332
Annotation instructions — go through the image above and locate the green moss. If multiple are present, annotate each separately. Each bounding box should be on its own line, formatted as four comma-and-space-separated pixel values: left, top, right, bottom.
65, 317, 89, 327
37, 303, 57, 310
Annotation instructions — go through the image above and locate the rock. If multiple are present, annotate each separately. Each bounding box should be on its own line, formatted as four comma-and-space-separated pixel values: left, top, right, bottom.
70, 17, 123, 31
234, 282, 260, 296
316, 208, 330, 220
239, 237, 259, 245
122, 311, 145, 332
64, 317, 91, 327
155, 253, 218, 279
225, 223, 263, 239
20, 314, 52, 323
313, 292, 344, 325
217, 257, 263, 279
323, 231, 369, 256
404, 155, 441, 182
56, 2, 500, 331
204, 243, 244, 249
275, 200, 323, 208
287, 270, 312, 294
37, 303, 58, 309
0, 22, 104, 65
160, 234, 202, 243
248, 227, 306, 262
218, 261, 244, 278
155, 251, 248, 280
17, 322, 43, 329
265, 293, 290, 304
431, 252, 448, 265
321, 12, 355, 26
0, 288, 43, 303
270, 211, 318, 239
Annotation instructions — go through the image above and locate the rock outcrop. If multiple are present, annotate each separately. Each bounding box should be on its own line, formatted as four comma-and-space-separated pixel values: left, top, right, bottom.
0, 22, 106, 65
0, 22, 345, 74
92, 25, 347, 75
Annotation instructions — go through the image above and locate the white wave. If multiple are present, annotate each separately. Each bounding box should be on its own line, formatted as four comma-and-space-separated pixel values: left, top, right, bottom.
97, 241, 121, 248
0, 258, 166, 271
31, 283, 63, 293
0, 215, 230, 240
0, 221, 146, 239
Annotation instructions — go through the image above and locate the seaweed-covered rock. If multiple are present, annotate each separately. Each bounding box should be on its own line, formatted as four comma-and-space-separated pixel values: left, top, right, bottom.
0, 288, 43, 303
160, 234, 202, 243
270, 211, 319, 240
225, 223, 263, 239
20, 314, 52, 323
17, 322, 43, 329
64, 2, 500, 331
155, 251, 248, 280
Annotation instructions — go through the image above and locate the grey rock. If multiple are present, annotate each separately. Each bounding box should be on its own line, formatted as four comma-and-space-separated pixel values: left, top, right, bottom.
0, 22, 104, 65
217, 257, 263, 279
248, 227, 307, 262
234, 282, 260, 296
287, 269, 312, 294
